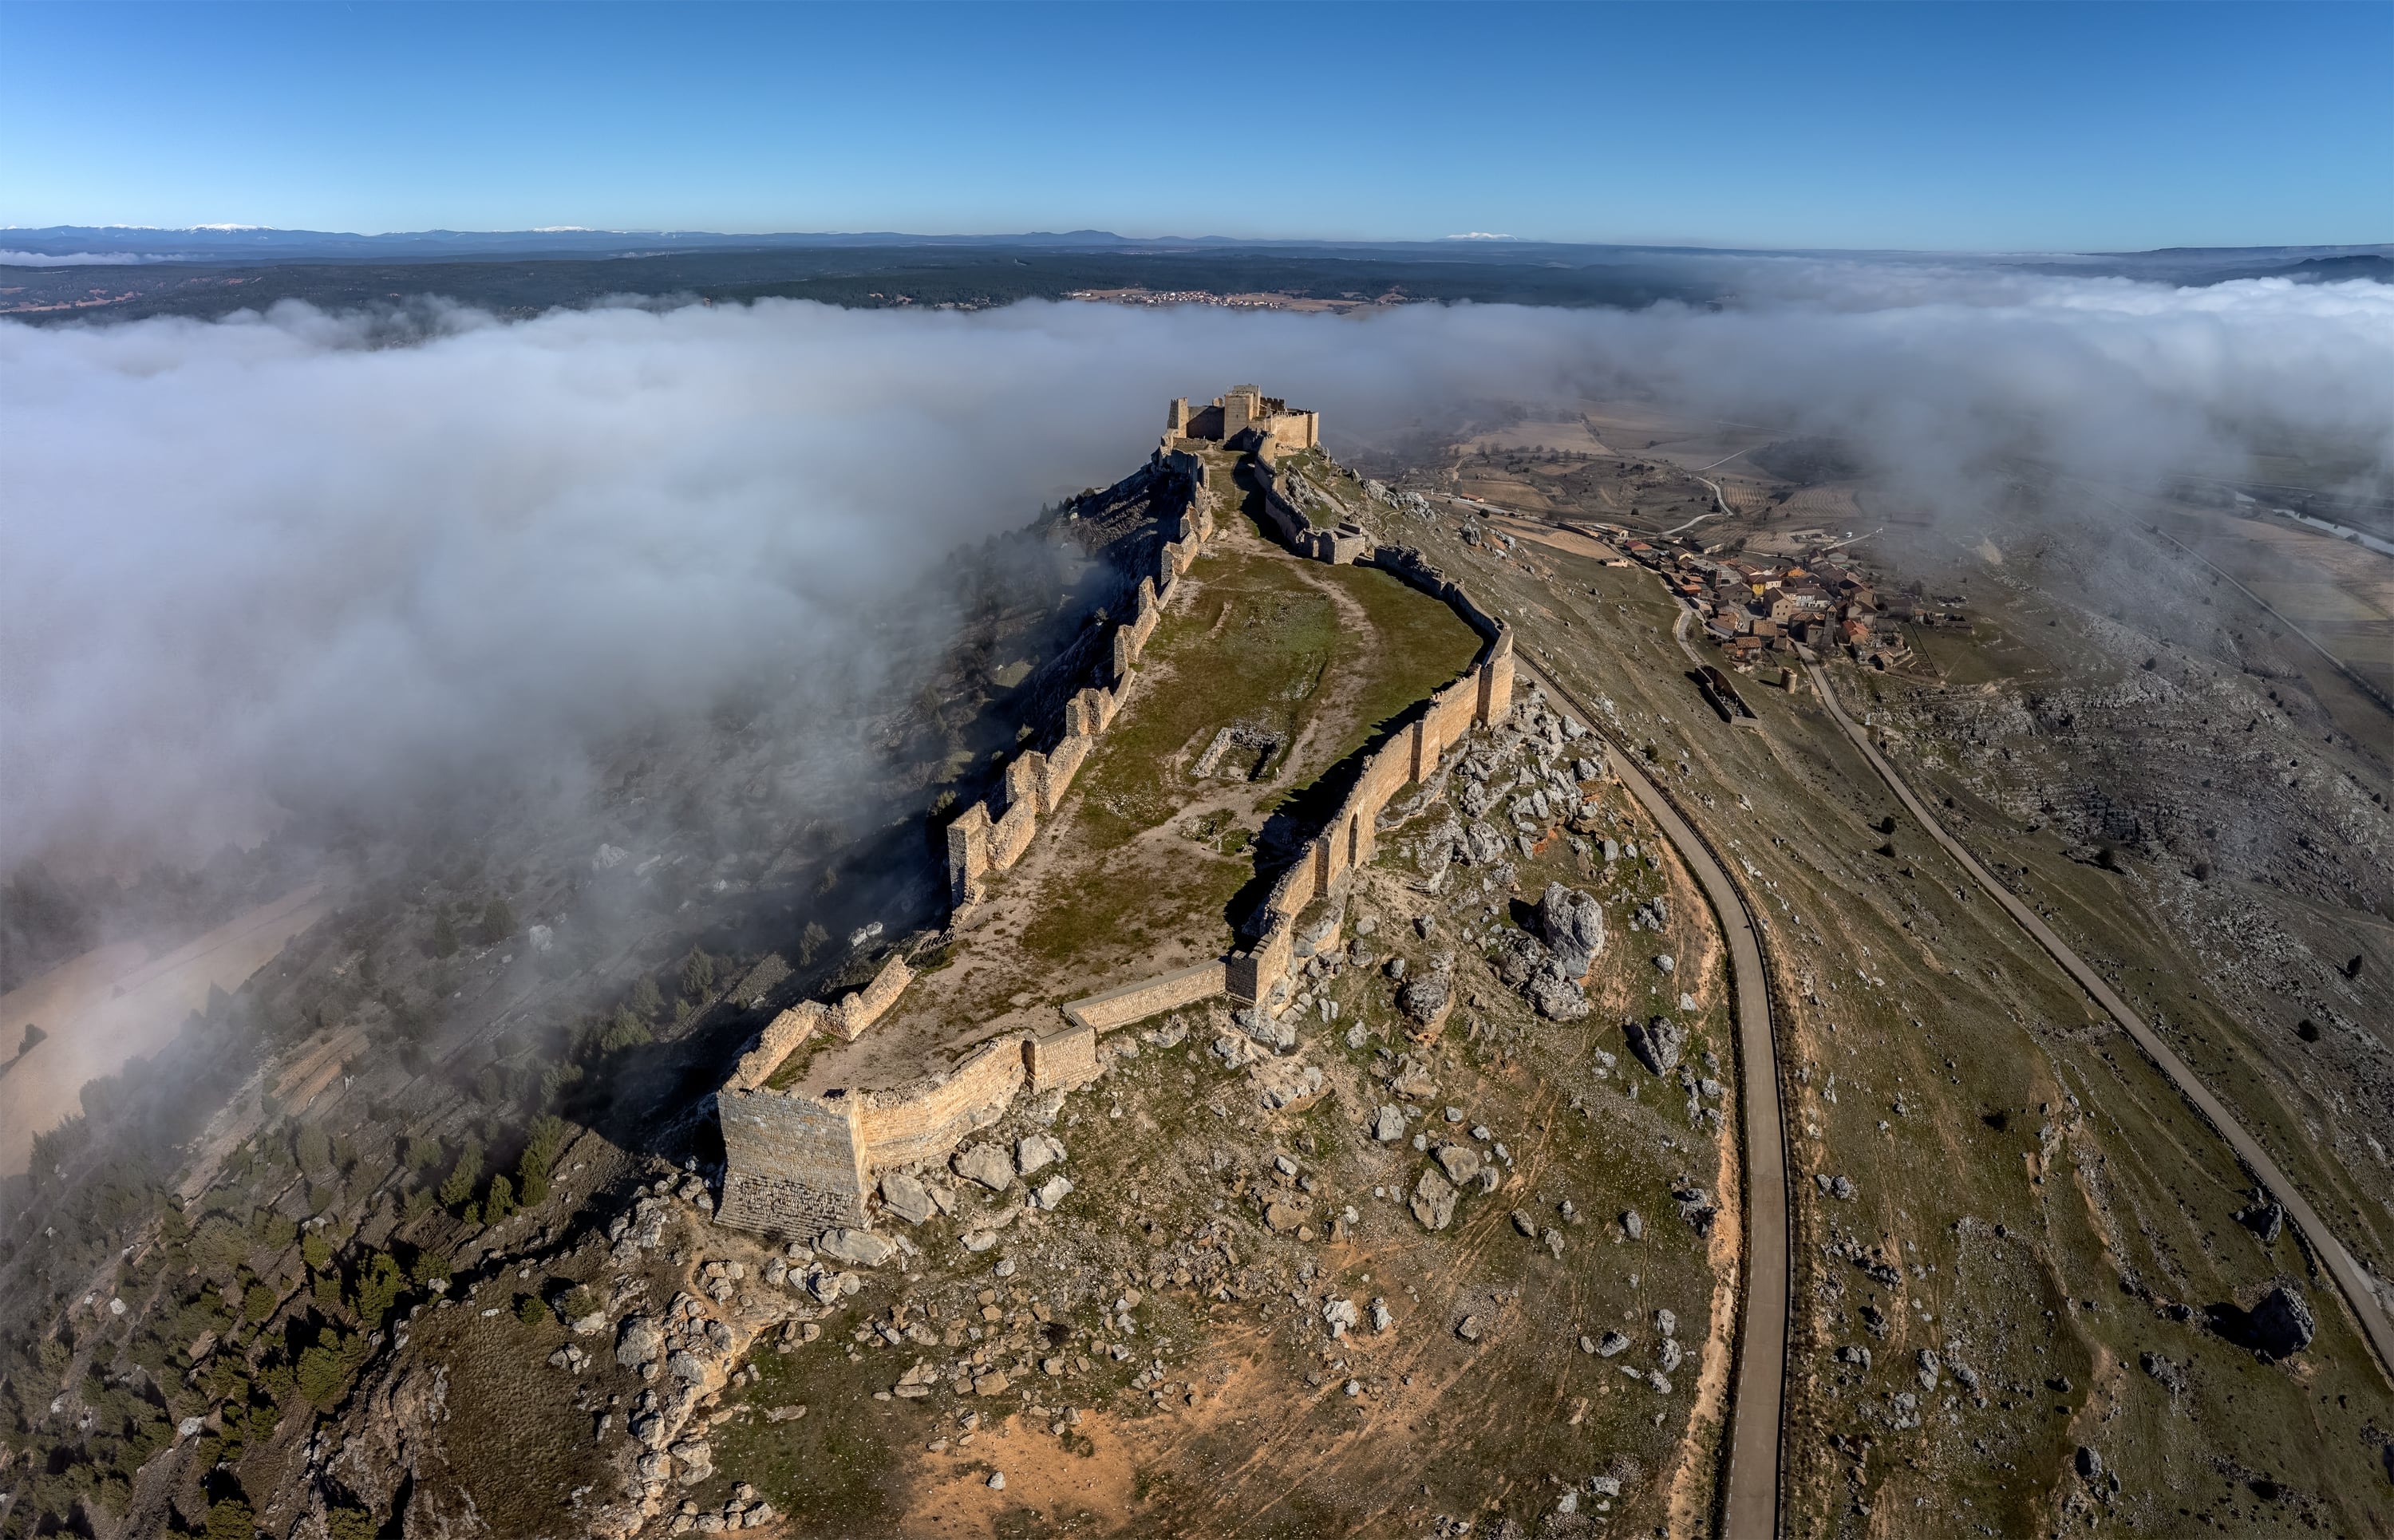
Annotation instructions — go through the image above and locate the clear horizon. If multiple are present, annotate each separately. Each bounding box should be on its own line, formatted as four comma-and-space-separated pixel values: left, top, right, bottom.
2, 0, 2387, 250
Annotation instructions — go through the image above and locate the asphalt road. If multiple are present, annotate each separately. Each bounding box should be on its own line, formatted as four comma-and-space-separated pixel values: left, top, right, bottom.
1805, 660, 2394, 1388
1515, 647, 1791, 1539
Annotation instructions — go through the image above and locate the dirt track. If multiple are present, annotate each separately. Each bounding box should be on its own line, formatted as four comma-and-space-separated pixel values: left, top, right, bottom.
1805, 658, 2394, 1390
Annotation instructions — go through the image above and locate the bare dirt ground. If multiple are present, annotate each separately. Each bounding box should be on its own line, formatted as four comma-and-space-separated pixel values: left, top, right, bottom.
0, 882, 330, 1175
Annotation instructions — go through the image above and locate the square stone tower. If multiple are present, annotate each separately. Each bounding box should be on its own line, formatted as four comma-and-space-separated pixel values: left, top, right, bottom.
1221, 384, 1263, 440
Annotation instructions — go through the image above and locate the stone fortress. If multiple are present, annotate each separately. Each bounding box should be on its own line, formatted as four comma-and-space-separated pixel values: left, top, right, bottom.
1165, 382, 1318, 456
715, 388, 1514, 1242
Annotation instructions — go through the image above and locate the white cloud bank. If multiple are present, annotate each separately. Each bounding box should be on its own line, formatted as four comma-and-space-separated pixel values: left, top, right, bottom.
2, 272, 2386, 875
0, 250, 153, 266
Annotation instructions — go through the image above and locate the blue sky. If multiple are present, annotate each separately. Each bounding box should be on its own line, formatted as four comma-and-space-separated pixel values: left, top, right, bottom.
2, 1, 2386, 251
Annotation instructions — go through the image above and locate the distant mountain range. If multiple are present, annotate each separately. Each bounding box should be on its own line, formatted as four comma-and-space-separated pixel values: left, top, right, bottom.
6, 225, 2386, 280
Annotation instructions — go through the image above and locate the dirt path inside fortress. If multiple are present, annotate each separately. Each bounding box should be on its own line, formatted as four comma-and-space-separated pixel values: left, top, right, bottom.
793, 493, 1483, 1098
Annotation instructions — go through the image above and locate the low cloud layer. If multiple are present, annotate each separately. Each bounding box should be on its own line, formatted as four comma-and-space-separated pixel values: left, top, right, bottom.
2, 270, 2387, 880
0, 250, 151, 266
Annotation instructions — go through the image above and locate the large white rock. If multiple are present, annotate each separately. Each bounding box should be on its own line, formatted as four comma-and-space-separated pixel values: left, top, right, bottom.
953, 1142, 1015, 1193
1015, 1133, 1067, 1177
816, 1228, 899, 1268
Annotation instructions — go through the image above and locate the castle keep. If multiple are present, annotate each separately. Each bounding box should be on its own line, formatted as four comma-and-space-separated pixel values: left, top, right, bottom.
716, 388, 1511, 1242
1165, 384, 1319, 456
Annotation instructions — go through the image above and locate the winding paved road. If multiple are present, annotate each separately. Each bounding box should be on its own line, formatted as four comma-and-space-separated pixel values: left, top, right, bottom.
1515, 647, 1791, 1539
1805, 660, 2394, 1385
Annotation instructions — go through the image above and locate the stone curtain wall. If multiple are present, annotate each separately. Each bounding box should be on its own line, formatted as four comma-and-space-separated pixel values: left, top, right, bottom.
1223, 491, 1517, 1010
1062, 960, 1231, 1032
724, 1002, 826, 1092
721, 950, 917, 1092
716, 455, 1212, 1243
858, 1035, 1027, 1174
948, 455, 1217, 913
855, 1020, 1104, 1175
830, 954, 915, 1041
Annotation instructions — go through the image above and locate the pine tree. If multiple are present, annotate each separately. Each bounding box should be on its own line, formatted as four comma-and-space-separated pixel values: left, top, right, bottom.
437, 1137, 483, 1210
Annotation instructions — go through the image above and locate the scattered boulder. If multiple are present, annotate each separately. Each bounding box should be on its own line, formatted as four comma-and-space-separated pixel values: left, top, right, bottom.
1398, 975, 1453, 1029
1029, 1175, 1073, 1211
816, 1228, 899, 1268
1015, 1133, 1067, 1177
1235, 1008, 1298, 1052
1673, 1183, 1717, 1235
953, 1143, 1016, 1193
1410, 1168, 1459, 1231
1434, 1144, 1483, 1186
1372, 1104, 1408, 1142
2244, 1285, 2317, 1358
1463, 822, 1509, 866
2234, 1189, 2285, 1245
1491, 934, 1549, 990
1596, 1331, 1630, 1357
1626, 1017, 1684, 1076
879, 1170, 935, 1226
1252, 1056, 1325, 1109
1322, 1297, 1361, 1338
1538, 883, 1607, 977
615, 1315, 663, 1369
2075, 1446, 2104, 1482
1510, 1209, 1537, 1238
1622, 1208, 1644, 1241
1525, 967, 1592, 1022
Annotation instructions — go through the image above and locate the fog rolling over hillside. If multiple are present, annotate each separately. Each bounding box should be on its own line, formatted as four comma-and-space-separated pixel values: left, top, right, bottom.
0, 273, 2391, 1540
2, 269, 2387, 891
